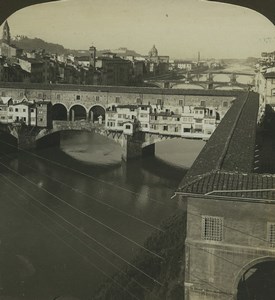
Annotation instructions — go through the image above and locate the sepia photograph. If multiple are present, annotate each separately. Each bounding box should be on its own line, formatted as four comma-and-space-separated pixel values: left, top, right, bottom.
0, 0, 274, 299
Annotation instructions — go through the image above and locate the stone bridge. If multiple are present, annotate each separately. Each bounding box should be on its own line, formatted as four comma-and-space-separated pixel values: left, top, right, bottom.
145, 71, 255, 90
0, 120, 210, 161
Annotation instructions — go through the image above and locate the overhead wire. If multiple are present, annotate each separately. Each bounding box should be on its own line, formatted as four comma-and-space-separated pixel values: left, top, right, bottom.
0, 159, 163, 260
0, 139, 175, 207
0, 172, 163, 287
0, 187, 141, 300
0, 176, 157, 298
0, 151, 164, 233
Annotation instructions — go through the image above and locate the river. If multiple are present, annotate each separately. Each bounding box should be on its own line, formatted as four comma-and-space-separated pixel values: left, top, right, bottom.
0, 132, 204, 300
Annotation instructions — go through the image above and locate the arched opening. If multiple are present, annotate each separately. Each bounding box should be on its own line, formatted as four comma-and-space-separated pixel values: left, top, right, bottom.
171, 83, 205, 89
215, 86, 244, 90
237, 260, 275, 300
88, 105, 105, 122
52, 103, 67, 121
213, 74, 230, 82
69, 105, 87, 121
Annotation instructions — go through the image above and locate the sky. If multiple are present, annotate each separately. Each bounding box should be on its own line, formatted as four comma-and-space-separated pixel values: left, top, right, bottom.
1, 0, 275, 59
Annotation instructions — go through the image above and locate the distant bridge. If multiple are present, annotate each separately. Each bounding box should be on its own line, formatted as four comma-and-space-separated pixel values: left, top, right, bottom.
145, 71, 255, 90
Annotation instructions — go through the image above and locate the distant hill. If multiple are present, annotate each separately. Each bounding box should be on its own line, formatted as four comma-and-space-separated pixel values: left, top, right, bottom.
5, 36, 143, 58
11, 36, 67, 55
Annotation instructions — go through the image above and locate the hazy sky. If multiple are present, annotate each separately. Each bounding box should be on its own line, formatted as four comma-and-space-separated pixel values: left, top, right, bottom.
1, 0, 275, 59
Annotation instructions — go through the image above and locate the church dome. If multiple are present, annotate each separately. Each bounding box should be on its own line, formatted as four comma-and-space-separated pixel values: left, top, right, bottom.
148, 45, 158, 57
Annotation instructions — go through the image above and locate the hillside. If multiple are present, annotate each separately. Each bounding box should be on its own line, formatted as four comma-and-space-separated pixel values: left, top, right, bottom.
11, 36, 67, 54
5, 36, 142, 58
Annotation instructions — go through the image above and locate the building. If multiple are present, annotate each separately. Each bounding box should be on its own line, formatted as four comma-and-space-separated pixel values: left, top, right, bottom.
174, 60, 193, 71
96, 52, 132, 86
255, 68, 275, 107
0, 21, 22, 58
144, 45, 169, 76
0, 95, 52, 127
35, 100, 52, 127
174, 91, 275, 300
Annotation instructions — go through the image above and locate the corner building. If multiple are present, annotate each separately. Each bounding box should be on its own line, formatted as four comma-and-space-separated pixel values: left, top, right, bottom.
177, 92, 275, 300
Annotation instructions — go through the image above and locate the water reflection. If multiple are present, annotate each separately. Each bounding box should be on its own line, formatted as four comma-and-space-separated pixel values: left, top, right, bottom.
0, 132, 203, 299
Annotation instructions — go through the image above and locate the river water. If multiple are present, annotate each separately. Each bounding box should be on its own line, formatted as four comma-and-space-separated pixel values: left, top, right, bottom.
0, 132, 204, 300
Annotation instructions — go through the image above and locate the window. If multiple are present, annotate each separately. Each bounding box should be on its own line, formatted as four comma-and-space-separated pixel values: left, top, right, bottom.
202, 216, 223, 242
9, 107, 13, 112
163, 125, 168, 131
223, 101, 228, 107
38, 93, 42, 98
96, 96, 100, 101
179, 100, 183, 106
15, 108, 18, 112
19, 92, 24, 97
200, 100, 206, 107
115, 97, 120, 104
125, 125, 131, 129
267, 223, 275, 247
31, 108, 34, 113
76, 95, 81, 100
23, 109, 26, 112
57, 94, 60, 100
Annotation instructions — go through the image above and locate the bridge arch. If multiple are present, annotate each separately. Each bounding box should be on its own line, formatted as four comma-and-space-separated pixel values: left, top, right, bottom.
69, 104, 87, 121
52, 103, 68, 121
88, 104, 106, 122
171, 83, 205, 89
212, 73, 231, 82
214, 85, 244, 91
233, 256, 275, 300
236, 74, 255, 85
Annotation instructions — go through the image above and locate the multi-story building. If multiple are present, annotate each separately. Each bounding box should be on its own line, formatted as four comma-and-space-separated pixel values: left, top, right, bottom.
105, 102, 219, 138
0, 95, 51, 127
96, 52, 132, 86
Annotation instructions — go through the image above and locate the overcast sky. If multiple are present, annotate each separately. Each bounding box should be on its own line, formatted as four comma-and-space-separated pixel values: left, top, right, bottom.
1, 0, 275, 59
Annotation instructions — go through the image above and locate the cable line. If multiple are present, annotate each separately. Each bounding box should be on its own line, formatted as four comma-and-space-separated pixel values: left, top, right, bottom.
0, 173, 163, 286
0, 139, 172, 207
0, 160, 163, 260
0, 151, 164, 233
0, 178, 156, 298
0, 189, 141, 300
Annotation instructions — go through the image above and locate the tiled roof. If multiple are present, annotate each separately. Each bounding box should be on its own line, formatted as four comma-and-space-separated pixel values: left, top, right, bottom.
178, 170, 275, 200
178, 91, 261, 199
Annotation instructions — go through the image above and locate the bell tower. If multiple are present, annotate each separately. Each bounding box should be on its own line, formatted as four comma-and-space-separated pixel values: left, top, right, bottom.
2, 21, 11, 45
89, 45, 96, 68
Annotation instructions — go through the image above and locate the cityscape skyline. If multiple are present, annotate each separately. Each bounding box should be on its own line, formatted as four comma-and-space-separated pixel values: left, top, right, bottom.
1, 0, 275, 60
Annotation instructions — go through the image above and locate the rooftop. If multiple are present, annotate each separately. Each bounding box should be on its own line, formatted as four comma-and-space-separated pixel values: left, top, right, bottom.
178, 170, 275, 201
0, 82, 244, 97
178, 91, 264, 200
